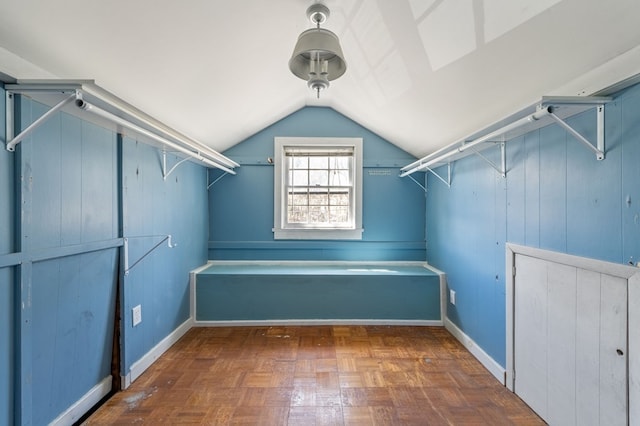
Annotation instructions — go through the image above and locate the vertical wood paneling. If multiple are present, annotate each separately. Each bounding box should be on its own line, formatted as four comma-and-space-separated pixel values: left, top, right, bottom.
427, 82, 640, 373
31, 251, 117, 425
514, 255, 548, 418
0, 267, 12, 426
60, 114, 83, 246
81, 121, 117, 242
599, 274, 627, 425
0, 84, 13, 426
575, 268, 601, 425
621, 90, 640, 265
506, 136, 526, 245
566, 110, 622, 262
523, 131, 540, 247
18, 97, 119, 424
546, 262, 576, 425
121, 139, 208, 376
492, 147, 508, 360
538, 125, 567, 252
29, 101, 62, 250
0, 86, 12, 255
630, 274, 640, 425
514, 253, 628, 425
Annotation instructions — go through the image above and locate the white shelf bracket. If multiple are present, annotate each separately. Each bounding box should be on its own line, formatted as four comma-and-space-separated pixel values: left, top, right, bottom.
596, 104, 605, 157
407, 174, 427, 193
501, 142, 507, 178
5, 91, 78, 151
469, 142, 507, 177
5, 91, 14, 145
548, 106, 606, 160
425, 163, 451, 187
207, 170, 229, 190
162, 150, 191, 180
123, 235, 176, 276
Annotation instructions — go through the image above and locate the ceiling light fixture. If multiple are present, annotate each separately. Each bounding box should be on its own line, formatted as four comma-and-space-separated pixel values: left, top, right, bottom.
289, 3, 347, 98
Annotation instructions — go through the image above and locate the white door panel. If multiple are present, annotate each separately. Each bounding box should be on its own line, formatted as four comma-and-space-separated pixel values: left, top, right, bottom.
513, 254, 627, 426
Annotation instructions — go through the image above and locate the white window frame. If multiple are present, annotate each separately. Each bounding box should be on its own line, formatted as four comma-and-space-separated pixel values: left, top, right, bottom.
273, 137, 363, 240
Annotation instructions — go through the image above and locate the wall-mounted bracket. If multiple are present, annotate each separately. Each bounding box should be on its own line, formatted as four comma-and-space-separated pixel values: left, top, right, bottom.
404, 162, 451, 192
123, 235, 175, 276
5, 91, 79, 151
407, 174, 427, 193
207, 170, 229, 190
469, 142, 506, 178
425, 163, 451, 187
4, 80, 239, 174
548, 104, 606, 160
162, 150, 191, 180
400, 95, 612, 183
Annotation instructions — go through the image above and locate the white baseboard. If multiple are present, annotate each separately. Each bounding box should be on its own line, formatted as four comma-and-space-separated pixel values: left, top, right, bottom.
193, 319, 442, 327
444, 317, 506, 385
122, 317, 194, 389
50, 376, 111, 426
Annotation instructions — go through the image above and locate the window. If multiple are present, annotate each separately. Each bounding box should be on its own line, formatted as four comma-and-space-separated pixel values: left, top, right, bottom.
273, 137, 363, 240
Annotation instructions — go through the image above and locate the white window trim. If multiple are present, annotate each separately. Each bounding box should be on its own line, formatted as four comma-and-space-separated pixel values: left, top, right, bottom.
273, 137, 363, 240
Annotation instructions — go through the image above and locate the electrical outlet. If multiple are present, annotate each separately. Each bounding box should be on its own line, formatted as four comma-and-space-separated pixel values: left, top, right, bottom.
449, 289, 456, 305
132, 305, 142, 326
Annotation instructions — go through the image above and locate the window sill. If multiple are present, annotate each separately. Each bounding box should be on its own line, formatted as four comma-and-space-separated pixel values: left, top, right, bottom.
273, 228, 364, 240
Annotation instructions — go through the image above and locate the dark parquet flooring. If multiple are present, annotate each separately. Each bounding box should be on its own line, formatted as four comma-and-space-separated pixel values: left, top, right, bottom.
84, 326, 543, 425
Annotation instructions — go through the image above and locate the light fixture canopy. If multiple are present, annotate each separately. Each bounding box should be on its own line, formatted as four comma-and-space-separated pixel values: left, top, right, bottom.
289, 4, 347, 98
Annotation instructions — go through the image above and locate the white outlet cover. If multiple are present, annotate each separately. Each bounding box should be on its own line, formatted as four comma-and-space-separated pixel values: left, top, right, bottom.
132, 305, 142, 326
449, 289, 456, 305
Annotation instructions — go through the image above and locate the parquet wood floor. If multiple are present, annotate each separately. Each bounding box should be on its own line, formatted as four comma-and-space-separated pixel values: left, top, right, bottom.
84, 326, 543, 425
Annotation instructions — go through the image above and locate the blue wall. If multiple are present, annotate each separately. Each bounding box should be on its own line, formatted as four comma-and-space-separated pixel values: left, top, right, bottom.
0, 83, 14, 426
209, 107, 426, 261
0, 93, 208, 424
16, 97, 119, 425
121, 140, 207, 373
426, 83, 640, 367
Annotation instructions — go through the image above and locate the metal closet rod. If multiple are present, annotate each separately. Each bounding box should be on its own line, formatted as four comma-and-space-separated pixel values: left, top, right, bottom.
75, 98, 237, 174
400, 106, 552, 177
5, 83, 238, 173
81, 86, 238, 169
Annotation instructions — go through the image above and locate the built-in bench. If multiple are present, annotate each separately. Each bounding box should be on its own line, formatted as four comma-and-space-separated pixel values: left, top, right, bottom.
190, 261, 445, 325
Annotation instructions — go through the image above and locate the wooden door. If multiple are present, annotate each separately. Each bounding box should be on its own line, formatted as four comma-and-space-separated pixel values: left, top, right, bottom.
513, 254, 627, 425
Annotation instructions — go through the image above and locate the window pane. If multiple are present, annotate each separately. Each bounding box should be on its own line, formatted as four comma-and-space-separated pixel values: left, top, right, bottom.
292, 157, 308, 168
292, 170, 308, 186
330, 156, 350, 169
329, 206, 349, 223
288, 206, 308, 223
329, 170, 350, 186
309, 170, 328, 186
309, 191, 328, 206
291, 193, 308, 206
309, 206, 327, 223
329, 192, 349, 206
309, 156, 328, 169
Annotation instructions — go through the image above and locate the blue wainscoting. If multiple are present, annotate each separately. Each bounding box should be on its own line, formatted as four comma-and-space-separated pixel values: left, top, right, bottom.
194, 262, 443, 323
426, 82, 640, 368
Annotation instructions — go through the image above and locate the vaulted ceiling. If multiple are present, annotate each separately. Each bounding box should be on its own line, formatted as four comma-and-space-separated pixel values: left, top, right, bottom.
2, 0, 640, 158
